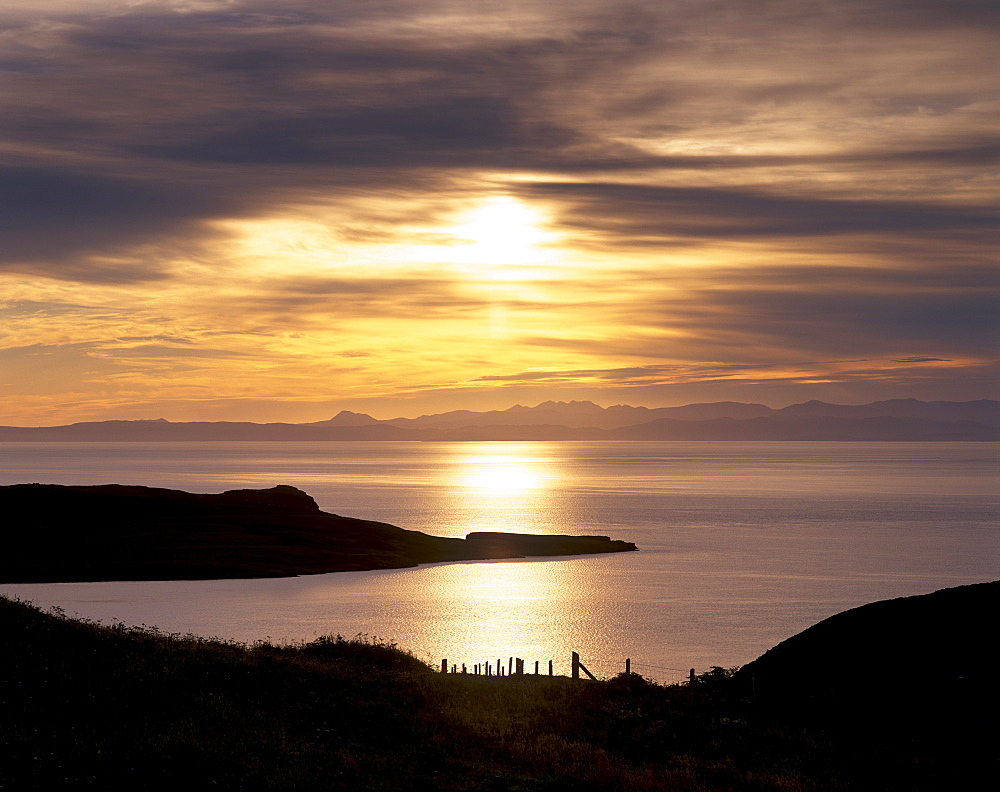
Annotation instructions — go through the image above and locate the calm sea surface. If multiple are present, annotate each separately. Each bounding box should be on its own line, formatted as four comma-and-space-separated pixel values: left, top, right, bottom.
1, 441, 996, 682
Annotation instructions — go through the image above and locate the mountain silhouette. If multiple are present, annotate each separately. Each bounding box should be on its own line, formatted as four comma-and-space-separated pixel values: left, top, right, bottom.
1, 399, 996, 441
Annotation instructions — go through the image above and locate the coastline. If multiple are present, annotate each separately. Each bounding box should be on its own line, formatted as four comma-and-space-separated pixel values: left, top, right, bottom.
0, 483, 637, 584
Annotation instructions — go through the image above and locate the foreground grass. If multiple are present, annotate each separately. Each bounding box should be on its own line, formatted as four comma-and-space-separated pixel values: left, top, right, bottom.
0, 596, 986, 791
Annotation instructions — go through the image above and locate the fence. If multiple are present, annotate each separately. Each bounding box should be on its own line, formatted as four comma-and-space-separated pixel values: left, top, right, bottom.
440, 653, 697, 685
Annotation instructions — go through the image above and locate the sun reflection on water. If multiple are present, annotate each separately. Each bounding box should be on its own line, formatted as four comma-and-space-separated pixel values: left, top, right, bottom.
462, 455, 544, 494
415, 446, 619, 670
395, 557, 611, 670
445, 444, 562, 534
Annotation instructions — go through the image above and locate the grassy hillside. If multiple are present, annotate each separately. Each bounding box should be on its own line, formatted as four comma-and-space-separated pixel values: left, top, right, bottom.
2, 592, 993, 791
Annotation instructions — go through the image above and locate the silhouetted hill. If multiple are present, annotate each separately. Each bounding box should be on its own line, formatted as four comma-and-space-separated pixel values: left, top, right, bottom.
0, 484, 636, 583
1, 398, 996, 440
382, 399, 774, 430
776, 398, 1000, 427
2, 583, 993, 790
0, 419, 418, 441
737, 581, 999, 731
306, 410, 384, 426
733, 582, 1000, 790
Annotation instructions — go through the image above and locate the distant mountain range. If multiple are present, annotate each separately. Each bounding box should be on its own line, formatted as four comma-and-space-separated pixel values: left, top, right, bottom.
2, 398, 998, 441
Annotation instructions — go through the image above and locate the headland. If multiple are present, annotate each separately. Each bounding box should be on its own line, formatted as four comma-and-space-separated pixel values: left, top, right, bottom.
0, 483, 637, 583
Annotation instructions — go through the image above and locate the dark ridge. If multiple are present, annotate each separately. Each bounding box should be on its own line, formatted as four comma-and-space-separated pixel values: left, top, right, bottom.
1, 398, 996, 440
0, 483, 636, 583
1, 584, 994, 790
737, 581, 999, 724
733, 582, 999, 788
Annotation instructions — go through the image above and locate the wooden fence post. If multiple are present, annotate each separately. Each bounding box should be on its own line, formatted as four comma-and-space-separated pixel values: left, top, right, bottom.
572, 651, 597, 680
535, 660, 539, 675
548, 660, 553, 676
625, 658, 631, 675
441, 659, 448, 674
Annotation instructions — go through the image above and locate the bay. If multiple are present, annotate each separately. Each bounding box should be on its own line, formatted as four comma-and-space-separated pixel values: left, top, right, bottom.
1, 441, 996, 683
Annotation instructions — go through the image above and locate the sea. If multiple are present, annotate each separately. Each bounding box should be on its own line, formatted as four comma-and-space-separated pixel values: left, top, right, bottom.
1, 441, 996, 683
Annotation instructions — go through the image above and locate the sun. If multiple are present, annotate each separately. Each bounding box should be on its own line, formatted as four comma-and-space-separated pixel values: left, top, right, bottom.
462, 453, 546, 494
466, 465, 543, 494
448, 196, 552, 275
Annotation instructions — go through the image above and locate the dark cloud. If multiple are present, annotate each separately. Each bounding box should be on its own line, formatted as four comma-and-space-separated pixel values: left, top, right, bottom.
504, 260, 998, 366
522, 182, 999, 244
639, 0, 1000, 34
0, 166, 224, 280
4, 0, 995, 207
879, 142, 1000, 167
712, 290, 998, 356
135, 97, 560, 166
867, 0, 1000, 28
633, 286, 1000, 362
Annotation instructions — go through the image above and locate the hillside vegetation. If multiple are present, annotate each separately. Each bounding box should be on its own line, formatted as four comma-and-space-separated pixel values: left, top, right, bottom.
2, 583, 996, 790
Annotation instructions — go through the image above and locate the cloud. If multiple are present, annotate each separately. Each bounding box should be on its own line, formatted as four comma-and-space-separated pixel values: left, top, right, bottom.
521, 182, 999, 245
636, 277, 1000, 362
476, 363, 771, 385
0, 165, 231, 281
1, 0, 997, 418
5, 1, 996, 214
105, 343, 255, 359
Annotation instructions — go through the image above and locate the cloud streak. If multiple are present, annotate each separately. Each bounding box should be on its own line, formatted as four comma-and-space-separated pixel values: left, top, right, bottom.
0, 0, 996, 421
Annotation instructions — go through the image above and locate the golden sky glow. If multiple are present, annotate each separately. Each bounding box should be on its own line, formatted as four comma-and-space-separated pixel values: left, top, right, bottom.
0, 1, 997, 424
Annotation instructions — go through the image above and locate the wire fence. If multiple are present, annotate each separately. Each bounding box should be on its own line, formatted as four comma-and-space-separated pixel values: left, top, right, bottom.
438, 653, 698, 685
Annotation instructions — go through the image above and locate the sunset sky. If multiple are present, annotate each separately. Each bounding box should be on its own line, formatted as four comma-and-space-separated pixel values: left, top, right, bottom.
2, 0, 997, 424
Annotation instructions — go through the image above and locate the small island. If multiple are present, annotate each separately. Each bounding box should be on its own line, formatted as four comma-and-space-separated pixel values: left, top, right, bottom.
0, 483, 637, 583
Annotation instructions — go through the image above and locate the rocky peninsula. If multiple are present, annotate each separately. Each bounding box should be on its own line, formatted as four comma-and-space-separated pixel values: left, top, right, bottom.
0, 483, 637, 583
